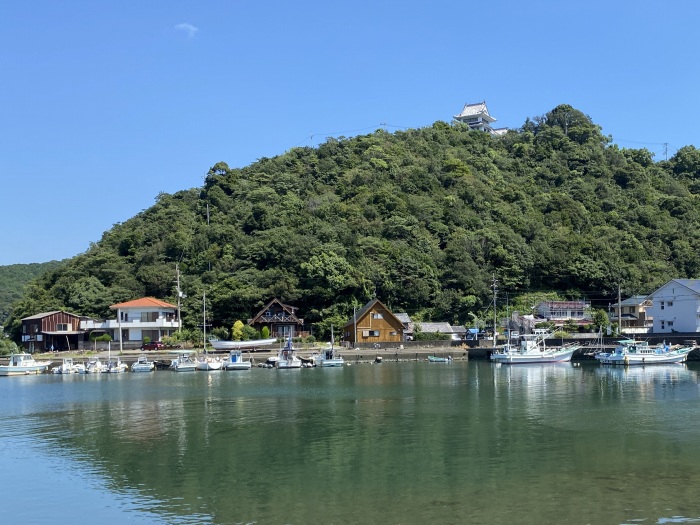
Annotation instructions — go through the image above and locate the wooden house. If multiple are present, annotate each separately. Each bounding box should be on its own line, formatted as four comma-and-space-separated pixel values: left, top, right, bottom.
248, 298, 306, 338
343, 299, 403, 345
21, 310, 83, 353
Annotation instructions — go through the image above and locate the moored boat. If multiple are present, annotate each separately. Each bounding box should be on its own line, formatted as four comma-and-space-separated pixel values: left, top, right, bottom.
196, 355, 223, 371
276, 338, 302, 369
131, 355, 155, 372
596, 339, 691, 365
428, 355, 453, 363
169, 351, 197, 372
313, 327, 344, 367
52, 357, 81, 374
0, 353, 51, 376
490, 329, 579, 364
223, 349, 253, 370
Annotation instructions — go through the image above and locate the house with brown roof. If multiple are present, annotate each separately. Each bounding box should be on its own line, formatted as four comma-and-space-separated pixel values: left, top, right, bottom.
343, 299, 403, 346
247, 298, 306, 338
21, 310, 83, 353
80, 297, 180, 348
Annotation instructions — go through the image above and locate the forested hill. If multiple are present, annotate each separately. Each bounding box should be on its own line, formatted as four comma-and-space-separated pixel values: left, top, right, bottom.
6, 104, 700, 339
0, 261, 65, 325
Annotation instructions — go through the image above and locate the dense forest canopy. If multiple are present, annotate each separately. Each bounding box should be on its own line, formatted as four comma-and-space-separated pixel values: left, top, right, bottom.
0, 261, 65, 325
5, 104, 700, 341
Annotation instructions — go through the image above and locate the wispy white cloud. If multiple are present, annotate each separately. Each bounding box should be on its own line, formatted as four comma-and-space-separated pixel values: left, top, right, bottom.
174, 23, 198, 38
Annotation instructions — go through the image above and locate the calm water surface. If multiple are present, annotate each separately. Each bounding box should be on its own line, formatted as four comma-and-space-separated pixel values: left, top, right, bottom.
2, 361, 700, 524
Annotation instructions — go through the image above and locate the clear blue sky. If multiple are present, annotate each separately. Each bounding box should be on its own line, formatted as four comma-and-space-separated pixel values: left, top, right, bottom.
1, 1, 698, 266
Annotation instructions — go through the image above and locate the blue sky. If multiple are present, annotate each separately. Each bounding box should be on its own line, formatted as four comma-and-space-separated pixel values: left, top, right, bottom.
1, 0, 698, 266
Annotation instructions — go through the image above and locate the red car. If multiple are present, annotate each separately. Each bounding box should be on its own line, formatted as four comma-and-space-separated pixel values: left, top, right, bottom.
142, 341, 165, 351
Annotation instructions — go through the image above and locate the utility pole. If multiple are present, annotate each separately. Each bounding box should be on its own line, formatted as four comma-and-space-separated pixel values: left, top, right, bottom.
617, 284, 622, 335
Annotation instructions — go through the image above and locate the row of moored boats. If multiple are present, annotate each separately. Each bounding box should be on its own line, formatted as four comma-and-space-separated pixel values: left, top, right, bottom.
0, 337, 346, 376
489, 329, 695, 365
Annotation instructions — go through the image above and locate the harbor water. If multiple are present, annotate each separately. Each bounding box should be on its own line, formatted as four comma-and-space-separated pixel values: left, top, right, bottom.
2, 360, 700, 524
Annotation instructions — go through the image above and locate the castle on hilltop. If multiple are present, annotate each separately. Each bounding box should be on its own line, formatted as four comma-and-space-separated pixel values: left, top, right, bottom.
453, 101, 508, 135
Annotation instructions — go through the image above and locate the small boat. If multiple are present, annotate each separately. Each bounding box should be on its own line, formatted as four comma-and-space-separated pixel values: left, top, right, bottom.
52, 357, 81, 374
428, 355, 453, 363
209, 337, 278, 351
0, 353, 51, 376
196, 292, 222, 371
169, 351, 197, 372
223, 349, 253, 370
131, 355, 155, 372
490, 329, 580, 364
596, 339, 691, 365
82, 358, 105, 374
196, 355, 223, 371
276, 338, 302, 369
313, 326, 344, 367
104, 358, 128, 373
374, 356, 383, 364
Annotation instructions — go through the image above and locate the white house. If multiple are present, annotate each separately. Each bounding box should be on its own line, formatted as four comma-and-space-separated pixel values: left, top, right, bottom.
646, 279, 700, 334
81, 297, 180, 347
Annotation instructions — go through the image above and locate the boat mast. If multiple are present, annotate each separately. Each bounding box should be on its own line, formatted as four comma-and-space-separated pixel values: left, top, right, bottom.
202, 290, 206, 353
492, 275, 498, 348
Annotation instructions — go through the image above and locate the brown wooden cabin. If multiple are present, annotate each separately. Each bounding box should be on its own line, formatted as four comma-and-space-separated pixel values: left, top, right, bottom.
248, 298, 307, 338
21, 310, 84, 353
343, 299, 404, 346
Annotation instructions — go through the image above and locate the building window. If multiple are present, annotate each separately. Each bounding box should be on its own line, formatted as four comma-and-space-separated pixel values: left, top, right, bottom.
668, 321, 674, 328
56, 323, 69, 332
667, 301, 673, 307
141, 312, 158, 322
661, 321, 665, 330
390, 331, 397, 336
660, 302, 665, 310
372, 313, 383, 319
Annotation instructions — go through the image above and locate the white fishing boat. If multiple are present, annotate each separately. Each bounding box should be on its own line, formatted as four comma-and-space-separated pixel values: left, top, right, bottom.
276, 337, 302, 369
170, 351, 197, 372
209, 337, 278, 351
131, 355, 155, 372
82, 357, 105, 374
223, 349, 253, 370
196, 355, 223, 371
596, 339, 691, 365
52, 357, 81, 374
0, 353, 51, 376
105, 358, 128, 373
490, 329, 580, 364
313, 326, 344, 367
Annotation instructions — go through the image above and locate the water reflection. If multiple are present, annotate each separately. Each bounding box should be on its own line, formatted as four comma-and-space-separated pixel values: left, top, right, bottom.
2, 362, 700, 524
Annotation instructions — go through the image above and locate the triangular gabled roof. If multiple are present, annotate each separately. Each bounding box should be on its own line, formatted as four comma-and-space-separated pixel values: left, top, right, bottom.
248, 298, 302, 325
454, 101, 496, 123
110, 297, 177, 309
647, 279, 700, 299
22, 310, 77, 320
344, 298, 402, 328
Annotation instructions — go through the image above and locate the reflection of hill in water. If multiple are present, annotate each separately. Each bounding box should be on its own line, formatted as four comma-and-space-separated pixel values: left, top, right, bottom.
29, 365, 485, 524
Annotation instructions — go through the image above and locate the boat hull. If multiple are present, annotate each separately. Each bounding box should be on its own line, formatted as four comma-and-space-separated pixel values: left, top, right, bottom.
0, 366, 48, 376
224, 362, 252, 370
490, 346, 578, 364
210, 338, 278, 351
196, 360, 223, 371
320, 358, 344, 367
598, 353, 688, 365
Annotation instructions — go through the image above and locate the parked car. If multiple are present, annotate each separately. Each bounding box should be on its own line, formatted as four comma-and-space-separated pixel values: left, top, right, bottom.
142, 341, 165, 351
